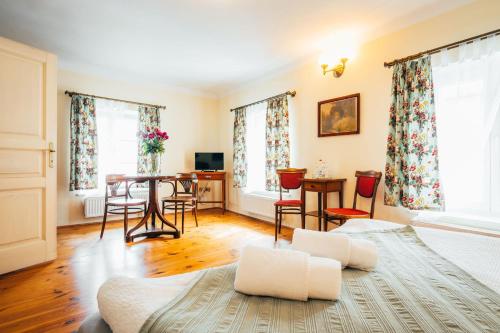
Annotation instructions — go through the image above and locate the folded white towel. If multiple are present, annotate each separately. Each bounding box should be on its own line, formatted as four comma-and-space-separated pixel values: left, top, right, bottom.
292, 228, 378, 271
349, 239, 378, 271
234, 245, 310, 301
292, 228, 351, 267
308, 257, 342, 300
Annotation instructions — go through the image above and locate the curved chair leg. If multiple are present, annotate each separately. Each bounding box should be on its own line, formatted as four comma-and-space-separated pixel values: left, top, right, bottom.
100, 204, 108, 239
174, 202, 178, 226
144, 203, 148, 230
193, 204, 198, 227
274, 206, 278, 242
181, 202, 185, 234
124, 207, 129, 241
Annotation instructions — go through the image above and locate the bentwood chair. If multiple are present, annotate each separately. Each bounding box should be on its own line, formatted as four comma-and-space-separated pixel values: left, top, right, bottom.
323, 170, 382, 229
100, 174, 147, 240
273, 168, 307, 241
161, 173, 199, 234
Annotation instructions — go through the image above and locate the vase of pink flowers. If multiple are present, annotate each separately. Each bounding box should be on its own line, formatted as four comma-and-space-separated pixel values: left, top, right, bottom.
141, 127, 169, 176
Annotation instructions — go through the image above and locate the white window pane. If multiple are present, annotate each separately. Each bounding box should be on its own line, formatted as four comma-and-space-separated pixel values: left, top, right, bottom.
245, 103, 267, 193
433, 39, 500, 217
95, 100, 138, 192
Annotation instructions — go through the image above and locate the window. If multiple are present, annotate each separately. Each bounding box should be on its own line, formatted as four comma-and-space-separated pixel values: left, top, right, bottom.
432, 36, 500, 218
244, 103, 267, 194
95, 100, 138, 192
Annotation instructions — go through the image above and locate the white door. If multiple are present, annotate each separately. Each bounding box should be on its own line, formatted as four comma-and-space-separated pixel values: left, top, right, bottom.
0, 36, 57, 274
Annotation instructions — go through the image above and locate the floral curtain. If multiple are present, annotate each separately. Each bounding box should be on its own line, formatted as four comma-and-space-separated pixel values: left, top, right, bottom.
137, 105, 160, 175
384, 56, 443, 210
232, 108, 247, 188
265, 96, 290, 192
69, 95, 98, 191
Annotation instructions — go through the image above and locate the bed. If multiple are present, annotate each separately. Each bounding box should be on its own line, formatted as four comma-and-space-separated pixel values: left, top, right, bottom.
79, 219, 500, 333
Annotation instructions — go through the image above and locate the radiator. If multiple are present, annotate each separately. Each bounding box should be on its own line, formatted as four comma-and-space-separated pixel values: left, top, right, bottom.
84, 190, 149, 218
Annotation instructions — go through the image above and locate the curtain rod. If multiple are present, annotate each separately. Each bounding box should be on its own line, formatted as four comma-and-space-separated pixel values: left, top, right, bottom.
64, 91, 166, 109
230, 90, 296, 112
384, 28, 500, 68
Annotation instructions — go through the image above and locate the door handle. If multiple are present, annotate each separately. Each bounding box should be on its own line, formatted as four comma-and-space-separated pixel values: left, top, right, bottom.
47, 142, 55, 168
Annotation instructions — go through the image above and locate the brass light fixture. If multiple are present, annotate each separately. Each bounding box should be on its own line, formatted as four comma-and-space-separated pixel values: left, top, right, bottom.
321, 58, 348, 78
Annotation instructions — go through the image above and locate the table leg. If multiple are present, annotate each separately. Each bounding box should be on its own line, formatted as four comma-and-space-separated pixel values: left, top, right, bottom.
300, 186, 306, 229
126, 201, 153, 242
222, 179, 226, 214
322, 190, 328, 232
126, 179, 180, 241
317, 192, 322, 231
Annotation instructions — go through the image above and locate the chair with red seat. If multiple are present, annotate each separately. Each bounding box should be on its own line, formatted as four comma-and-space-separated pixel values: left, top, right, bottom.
323, 170, 382, 230
273, 168, 307, 241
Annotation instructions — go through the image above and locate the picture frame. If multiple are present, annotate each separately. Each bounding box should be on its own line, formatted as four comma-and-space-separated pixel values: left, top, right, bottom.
318, 93, 360, 137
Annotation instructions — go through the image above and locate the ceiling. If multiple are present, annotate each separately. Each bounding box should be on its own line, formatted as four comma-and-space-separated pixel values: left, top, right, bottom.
0, 0, 471, 95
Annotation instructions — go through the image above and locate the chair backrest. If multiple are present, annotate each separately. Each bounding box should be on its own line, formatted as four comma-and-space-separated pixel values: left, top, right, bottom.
276, 168, 307, 200
174, 173, 198, 197
104, 174, 127, 202
352, 170, 382, 218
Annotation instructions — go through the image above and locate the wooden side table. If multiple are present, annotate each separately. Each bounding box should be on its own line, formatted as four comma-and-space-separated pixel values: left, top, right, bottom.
193, 171, 226, 213
301, 178, 346, 231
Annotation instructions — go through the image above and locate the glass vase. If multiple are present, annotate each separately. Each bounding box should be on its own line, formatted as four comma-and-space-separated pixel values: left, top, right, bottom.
149, 153, 161, 176
313, 159, 328, 178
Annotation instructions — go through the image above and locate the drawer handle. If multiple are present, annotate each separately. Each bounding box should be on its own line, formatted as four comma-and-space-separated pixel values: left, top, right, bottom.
205, 176, 211, 179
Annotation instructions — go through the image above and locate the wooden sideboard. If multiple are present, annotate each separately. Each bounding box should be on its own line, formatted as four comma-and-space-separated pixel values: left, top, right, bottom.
193, 171, 226, 213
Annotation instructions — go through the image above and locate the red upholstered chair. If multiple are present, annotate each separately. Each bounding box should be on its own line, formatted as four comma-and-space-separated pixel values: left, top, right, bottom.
274, 168, 307, 241
323, 170, 382, 230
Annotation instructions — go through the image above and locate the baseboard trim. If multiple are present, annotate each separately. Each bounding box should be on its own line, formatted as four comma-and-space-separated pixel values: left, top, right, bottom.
224, 208, 296, 231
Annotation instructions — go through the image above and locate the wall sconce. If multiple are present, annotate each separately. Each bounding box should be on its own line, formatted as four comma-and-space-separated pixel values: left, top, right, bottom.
321, 58, 348, 78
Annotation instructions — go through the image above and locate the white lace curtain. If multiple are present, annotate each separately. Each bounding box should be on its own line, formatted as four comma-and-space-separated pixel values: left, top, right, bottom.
432, 34, 500, 215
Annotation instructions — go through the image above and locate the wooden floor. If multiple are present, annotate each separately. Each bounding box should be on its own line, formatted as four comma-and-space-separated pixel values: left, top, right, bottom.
0, 209, 293, 333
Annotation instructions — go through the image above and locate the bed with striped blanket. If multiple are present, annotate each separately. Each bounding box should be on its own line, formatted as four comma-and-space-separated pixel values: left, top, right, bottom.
138, 226, 500, 333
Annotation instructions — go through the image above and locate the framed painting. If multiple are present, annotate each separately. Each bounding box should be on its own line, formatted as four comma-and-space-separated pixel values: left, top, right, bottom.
318, 93, 360, 137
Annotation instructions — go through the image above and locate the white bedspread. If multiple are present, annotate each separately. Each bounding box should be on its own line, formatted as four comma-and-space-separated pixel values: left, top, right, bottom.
98, 219, 500, 333
335, 218, 500, 293
98, 271, 200, 333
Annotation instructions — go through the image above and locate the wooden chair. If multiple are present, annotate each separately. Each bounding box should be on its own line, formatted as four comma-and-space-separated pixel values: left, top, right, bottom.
323, 170, 382, 229
161, 173, 198, 234
100, 174, 147, 240
273, 168, 307, 241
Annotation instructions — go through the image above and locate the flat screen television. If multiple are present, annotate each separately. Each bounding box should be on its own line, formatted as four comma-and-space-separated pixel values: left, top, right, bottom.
195, 152, 224, 171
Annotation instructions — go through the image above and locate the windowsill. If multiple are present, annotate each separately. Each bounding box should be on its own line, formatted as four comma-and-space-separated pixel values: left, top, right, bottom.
242, 190, 291, 201
411, 210, 500, 235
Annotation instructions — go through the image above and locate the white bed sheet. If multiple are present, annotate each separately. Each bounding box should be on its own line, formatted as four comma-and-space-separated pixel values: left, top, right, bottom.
98, 219, 500, 333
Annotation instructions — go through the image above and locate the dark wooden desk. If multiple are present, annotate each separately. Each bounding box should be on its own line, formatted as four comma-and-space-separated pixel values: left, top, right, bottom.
125, 175, 180, 242
301, 178, 346, 231
193, 171, 226, 213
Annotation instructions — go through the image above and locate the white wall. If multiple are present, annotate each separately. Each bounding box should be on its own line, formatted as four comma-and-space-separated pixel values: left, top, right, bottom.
217, 0, 500, 228
56, 0, 499, 228
57, 70, 219, 226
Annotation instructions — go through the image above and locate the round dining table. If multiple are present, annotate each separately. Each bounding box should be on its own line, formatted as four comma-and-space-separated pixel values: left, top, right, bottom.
125, 175, 180, 242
